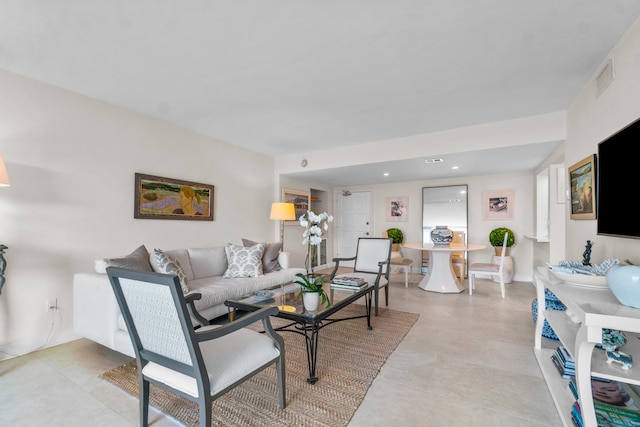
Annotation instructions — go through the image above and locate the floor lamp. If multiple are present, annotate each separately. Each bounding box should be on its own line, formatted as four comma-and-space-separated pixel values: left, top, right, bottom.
0, 153, 10, 296
270, 202, 296, 311
269, 202, 296, 251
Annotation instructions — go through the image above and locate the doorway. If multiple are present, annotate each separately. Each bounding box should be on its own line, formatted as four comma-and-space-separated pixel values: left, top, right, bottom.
335, 190, 371, 266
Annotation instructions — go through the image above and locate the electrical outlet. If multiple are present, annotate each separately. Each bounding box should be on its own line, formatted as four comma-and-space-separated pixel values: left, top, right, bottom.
45, 299, 58, 312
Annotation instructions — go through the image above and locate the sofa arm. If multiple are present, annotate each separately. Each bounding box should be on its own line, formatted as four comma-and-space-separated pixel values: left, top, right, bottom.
278, 251, 290, 269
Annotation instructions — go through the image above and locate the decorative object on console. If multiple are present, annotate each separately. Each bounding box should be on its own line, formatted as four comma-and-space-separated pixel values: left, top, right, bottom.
568, 154, 596, 220
582, 240, 593, 266
294, 272, 330, 311
299, 210, 333, 276
531, 289, 566, 341
269, 203, 296, 251
597, 329, 633, 369
430, 225, 453, 246
483, 189, 514, 220
489, 227, 515, 255
547, 258, 619, 288
607, 264, 640, 309
134, 173, 214, 221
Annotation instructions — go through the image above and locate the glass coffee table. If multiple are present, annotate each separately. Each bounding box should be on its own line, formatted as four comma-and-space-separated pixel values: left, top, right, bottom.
225, 280, 374, 384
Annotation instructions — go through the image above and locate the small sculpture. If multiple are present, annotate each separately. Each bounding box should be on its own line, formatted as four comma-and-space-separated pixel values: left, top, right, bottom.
583, 240, 593, 266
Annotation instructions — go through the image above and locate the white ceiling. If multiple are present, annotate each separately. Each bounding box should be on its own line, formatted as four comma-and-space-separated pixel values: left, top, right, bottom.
2, 1, 639, 186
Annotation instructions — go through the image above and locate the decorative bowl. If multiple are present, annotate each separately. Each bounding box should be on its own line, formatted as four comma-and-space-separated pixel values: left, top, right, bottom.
607, 265, 640, 309
547, 269, 608, 288
254, 290, 274, 302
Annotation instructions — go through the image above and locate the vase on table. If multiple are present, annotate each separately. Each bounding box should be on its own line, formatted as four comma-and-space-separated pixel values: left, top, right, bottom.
302, 292, 320, 311
607, 265, 640, 309
431, 225, 454, 246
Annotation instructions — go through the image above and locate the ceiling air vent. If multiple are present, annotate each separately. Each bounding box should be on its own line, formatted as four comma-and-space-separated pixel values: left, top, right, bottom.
424, 158, 443, 164
596, 57, 615, 97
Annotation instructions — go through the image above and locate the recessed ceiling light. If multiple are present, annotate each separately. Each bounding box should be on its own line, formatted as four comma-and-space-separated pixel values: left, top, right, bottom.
383, 172, 389, 176
424, 158, 443, 164
451, 166, 459, 170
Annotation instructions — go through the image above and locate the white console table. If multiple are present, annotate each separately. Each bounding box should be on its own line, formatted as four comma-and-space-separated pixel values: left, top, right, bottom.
534, 267, 640, 427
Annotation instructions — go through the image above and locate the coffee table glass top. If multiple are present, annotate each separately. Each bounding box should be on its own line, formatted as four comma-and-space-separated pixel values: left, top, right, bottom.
227, 281, 373, 319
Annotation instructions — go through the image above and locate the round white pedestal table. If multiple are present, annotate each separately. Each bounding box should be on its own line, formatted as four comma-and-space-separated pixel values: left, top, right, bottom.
403, 243, 486, 293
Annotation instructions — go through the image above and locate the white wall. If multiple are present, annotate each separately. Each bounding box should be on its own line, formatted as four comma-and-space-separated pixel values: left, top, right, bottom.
0, 70, 278, 357
564, 17, 640, 263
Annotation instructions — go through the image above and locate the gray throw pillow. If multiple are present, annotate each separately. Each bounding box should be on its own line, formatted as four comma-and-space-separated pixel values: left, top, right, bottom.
242, 239, 282, 273
152, 249, 189, 294
105, 245, 152, 272
223, 242, 265, 278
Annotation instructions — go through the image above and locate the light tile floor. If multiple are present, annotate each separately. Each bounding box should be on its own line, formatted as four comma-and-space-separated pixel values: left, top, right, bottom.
0, 272, 562, 426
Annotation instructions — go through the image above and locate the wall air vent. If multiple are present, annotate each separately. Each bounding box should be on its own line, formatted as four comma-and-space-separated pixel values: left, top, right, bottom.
424, 158, 443, 164
596, 57, 615, 97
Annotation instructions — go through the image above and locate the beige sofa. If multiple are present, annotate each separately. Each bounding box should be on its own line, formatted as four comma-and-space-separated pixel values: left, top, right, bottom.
73, 243, 305, 357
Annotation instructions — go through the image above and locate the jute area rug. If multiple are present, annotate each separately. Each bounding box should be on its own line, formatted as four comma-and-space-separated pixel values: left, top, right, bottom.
100, 306, 418, 427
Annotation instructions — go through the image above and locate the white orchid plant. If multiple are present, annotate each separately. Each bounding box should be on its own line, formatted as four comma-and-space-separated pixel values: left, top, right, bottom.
299, 210, 333, 275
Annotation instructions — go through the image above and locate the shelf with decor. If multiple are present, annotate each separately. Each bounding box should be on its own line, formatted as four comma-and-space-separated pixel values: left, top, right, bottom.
534, 267, 640, 427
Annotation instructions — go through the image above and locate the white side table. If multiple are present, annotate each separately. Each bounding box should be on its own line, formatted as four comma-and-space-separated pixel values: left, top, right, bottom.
491, 255, 513, 283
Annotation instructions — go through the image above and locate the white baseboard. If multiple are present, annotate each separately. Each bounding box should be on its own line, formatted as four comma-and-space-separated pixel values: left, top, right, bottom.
0, 329, 79, 361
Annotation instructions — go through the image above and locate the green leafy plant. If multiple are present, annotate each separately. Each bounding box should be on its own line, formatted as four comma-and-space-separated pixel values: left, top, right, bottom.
489, 227, 516, 247
386, 228, 404, 244
294, 272, 331, 308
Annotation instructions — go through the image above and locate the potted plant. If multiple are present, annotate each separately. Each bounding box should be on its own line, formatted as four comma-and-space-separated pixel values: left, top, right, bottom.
294, 272, 330, 311
385, 228, 403, 252
489, 227, 516, 255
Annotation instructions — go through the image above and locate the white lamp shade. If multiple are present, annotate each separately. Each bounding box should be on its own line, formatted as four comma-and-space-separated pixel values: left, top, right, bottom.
0, 154, 9, 187
270, 203, 296, 221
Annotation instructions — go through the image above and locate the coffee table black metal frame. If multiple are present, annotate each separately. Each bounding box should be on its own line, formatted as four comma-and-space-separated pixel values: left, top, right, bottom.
225, 283, 374, 384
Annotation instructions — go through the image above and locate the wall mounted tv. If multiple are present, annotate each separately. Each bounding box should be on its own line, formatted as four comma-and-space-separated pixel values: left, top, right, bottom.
597, 116, 640, 239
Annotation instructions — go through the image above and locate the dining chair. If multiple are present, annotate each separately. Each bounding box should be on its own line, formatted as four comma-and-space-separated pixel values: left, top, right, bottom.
382, 231, 413, 288
106, 267, 286, 427
450, 231, 466, 280
330, 237, 392, 315
468, 231, 509, 298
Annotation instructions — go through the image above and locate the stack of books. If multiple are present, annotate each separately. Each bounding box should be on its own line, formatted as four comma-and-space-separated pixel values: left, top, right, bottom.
330, 276, 367, 291
569, 376, 640, 427
551, 346, 575, 379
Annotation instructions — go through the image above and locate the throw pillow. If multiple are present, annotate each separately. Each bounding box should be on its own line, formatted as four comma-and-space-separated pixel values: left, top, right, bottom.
223, 242, 265, 278
241, 239, 282, 273
152, 249, 189, 293
105, 245, 153, 272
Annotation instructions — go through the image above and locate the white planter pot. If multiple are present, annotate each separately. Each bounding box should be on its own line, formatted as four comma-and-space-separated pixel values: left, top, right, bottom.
303, 292, 320, 311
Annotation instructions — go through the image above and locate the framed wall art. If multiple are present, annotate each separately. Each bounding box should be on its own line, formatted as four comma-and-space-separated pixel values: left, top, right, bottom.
385, 196, 409, 222
568, 154, 596, 220
483, 189, 514, 220
134, 173, 214, 221
281, 188, 310, 225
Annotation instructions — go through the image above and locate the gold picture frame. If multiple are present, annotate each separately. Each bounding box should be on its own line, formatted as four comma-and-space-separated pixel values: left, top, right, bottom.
568, 154, 596, 220
134, 173, 214, 221
281, 188, 310, 225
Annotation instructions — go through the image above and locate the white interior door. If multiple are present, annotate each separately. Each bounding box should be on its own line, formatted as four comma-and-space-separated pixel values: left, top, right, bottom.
336, 190, 371, 267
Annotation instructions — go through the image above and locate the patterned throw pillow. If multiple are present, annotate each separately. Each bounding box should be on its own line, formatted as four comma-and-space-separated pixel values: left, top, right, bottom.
152, 249, 189, 293
241, 239, 282, 273
223, 242, 265, 278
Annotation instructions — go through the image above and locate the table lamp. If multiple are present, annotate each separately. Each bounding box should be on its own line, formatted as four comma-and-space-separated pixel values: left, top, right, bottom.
270, 202, 296, 312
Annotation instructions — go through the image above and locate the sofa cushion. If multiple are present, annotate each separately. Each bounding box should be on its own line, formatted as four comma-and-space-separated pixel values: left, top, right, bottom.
223, 243, 265, 278
188, 247, 228, 279
104, 245, 152, 272
241, 239, 282, 273
151, 249, 189, 293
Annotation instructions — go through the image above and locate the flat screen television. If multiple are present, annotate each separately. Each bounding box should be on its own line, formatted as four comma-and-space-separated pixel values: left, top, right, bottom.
597, 116, 640, 239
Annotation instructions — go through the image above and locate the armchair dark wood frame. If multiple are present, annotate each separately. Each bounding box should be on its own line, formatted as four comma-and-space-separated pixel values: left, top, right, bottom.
106, 267, 286, 427
329, 237, 392, 316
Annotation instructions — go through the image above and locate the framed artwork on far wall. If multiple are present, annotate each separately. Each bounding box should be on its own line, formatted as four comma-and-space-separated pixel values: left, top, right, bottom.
483, 189, 514, 220
134, 173, 214, 221
386, 196, 409, 221
281, 188, 310, 225
568, 154, 596, 220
